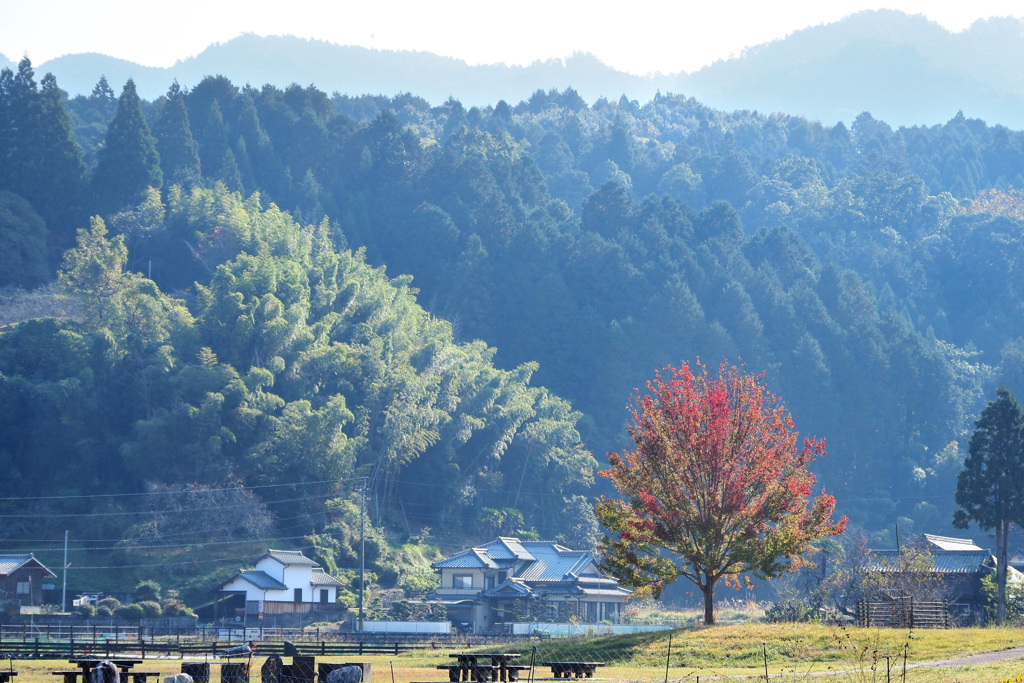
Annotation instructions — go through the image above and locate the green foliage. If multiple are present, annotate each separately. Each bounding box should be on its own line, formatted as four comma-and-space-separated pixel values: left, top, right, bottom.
136, 600, 163, 618
97, 597, 121, 611
114, 603, 146, 620
9, 69, 1024, 598
91, 79, 162, 214
161, 599, 193, 616
954, 387, 1024, 624
77, 604, 96, 618
0, 190, 48, 286
133, 579, 161, 603
399, 572, 440, 597
980, 572, 1024, 625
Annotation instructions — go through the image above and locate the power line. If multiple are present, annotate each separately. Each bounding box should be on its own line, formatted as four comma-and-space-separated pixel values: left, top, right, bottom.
0, 491, 343, 519
0, 479, 343, 503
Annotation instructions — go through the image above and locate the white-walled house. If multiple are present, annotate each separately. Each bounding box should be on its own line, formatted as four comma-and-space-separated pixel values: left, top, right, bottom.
219, 549, 343, 616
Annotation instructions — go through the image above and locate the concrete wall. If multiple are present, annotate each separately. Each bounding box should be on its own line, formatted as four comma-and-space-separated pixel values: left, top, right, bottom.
511, 622, 673, 636
361, 621, 451, 634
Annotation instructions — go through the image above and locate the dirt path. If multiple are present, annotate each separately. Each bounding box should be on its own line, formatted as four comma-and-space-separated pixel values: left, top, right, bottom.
909, 645, 1024, 668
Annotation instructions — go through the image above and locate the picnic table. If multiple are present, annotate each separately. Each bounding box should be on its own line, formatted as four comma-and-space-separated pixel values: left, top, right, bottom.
441, 653, 526, 682
542, 662, 605, 679
0, 670, 17, 683
52, 658, 159, 683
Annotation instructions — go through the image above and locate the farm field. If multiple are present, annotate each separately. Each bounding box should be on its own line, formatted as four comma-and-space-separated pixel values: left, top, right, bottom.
4, 624, 1024, 683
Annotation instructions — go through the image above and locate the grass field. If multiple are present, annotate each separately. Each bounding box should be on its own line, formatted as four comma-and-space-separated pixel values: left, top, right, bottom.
4, 624, 1024, 683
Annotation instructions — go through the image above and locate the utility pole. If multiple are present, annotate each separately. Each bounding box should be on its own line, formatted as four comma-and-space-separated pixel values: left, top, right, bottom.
359, 477, 366, 631
62, 530, 69, 613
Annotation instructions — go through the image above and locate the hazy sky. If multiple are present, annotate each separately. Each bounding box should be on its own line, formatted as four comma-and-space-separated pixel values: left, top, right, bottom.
2, 0, 1023, 75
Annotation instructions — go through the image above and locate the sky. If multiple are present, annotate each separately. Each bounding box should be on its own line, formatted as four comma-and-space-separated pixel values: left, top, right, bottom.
1, 0, 1023, 76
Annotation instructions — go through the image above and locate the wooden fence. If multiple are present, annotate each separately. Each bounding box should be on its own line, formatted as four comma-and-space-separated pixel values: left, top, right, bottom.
856, 598, 949, 629
0, 623, 467, 659
0, 637, 434, 659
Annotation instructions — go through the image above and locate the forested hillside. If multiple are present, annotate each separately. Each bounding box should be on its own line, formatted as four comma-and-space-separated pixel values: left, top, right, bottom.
2, 57, 1024, 593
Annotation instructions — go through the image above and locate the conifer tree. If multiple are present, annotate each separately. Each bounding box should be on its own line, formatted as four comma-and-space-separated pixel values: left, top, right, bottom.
0, 60, 85, 262
954, 387, 1024, 625
36, 73, 86, 254
92, 79, 162, 214
153, 81, 200, 189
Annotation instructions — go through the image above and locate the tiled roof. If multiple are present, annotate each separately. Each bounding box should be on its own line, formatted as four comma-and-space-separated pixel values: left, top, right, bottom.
496, 537, 536, 561
235, 570, 288, 590
0, 554, 56, 578
516, 544, 593, 582
310, 569, 344, 587
265, 549, 319, 567
868, 550, 993, 574
481, 581, 532, 598
579, 586, 633, 598
433, 548, 500, 569
433, 537, 628, 599
924, 534, 982, 551
531, 584, 583, 596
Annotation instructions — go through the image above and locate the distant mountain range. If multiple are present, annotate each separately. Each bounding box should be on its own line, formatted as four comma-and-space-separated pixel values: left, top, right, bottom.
6, 9, 1024, 128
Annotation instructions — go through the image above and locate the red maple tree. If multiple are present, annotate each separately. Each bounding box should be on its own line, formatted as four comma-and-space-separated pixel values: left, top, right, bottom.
596, 361, 846, 625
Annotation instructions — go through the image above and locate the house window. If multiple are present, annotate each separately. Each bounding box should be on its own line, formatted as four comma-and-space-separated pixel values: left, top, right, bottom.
485, 575, 495, 590
497, 572, 506, 583
294, 588, 303, 603
453, 574, 473, 589
16, 581, 30, 595
320, 589, 329, 604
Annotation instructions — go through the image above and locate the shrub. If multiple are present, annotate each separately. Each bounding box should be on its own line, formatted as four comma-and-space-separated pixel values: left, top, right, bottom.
97, 597, 121, 611
137, 600, 163, 618
133, 580, 161, 603
161, 599, 194, 617
765, 599, 819, 623
95, 606, 113, 617
78, 604, 97, 618
114, 603, 145, 620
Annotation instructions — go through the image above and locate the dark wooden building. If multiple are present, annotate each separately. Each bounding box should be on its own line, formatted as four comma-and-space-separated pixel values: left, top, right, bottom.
0, 554, 57, 608
866, 534, 1023, 625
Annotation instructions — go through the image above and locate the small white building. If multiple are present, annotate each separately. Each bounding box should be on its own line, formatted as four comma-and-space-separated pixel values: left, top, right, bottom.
219, 549, 343, 616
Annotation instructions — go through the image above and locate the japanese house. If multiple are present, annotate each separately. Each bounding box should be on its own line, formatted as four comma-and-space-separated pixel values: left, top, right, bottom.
0, 553, 57, 608
219, 549, 343, 616
427, 537, 631, 634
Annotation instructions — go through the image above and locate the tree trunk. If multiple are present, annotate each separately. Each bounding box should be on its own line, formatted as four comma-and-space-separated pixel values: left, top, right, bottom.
701, 581, 715, 625
997, 521, 1009, 626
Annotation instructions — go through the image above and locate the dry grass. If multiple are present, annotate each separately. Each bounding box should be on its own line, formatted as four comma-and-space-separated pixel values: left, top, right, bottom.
4, 625, 1024, 683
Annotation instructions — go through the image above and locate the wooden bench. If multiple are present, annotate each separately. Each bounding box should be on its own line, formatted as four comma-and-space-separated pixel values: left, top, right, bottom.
52, 670, 159, 683
543, 663, 605, 679
504, 665, 532, 682
436, 664, 497, 682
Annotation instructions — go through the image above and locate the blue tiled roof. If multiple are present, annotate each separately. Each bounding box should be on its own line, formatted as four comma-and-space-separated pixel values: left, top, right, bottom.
868, 550, 993, 574
435, 538, 621, 579
236, 570, 288, 590
516, 544, 593, 581
265, 549, 319, 567
481, 580, 532, 598
433, 548, 499, 569
0, 554, 56, 578
311, 569, 344, 587
433, 537, 630, 599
